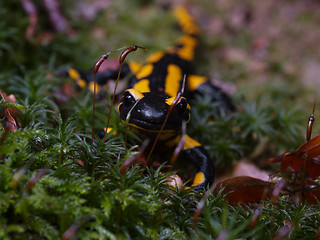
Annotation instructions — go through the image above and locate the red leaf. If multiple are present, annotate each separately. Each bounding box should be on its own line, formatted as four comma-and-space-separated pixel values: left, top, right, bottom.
0, 91, 21, 144
270, 135, 320, 180
1, 91, 20, 131
305, 186, 320, 204
215, 176, 274, 205
0, 91, 20, 122
4, 109, 17, 132
295, 135, 320, 159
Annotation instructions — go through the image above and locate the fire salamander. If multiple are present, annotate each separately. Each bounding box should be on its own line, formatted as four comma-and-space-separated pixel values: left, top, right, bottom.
62, 6, 235, 192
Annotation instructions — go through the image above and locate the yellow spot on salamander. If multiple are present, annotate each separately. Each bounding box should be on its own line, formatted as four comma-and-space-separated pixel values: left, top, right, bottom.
165, 96, 191, 111
77, 79, 87, 89
136, 64, 153, 80
165, 64, 182, 97
165, 96, 178, 106
187, 75, 207, 91
176, 35, 198, 61
126, 88, 144, 100
67, 68, 88, 89
147, 51, 164, 63
89, 82, 100, 93
134, 79, 150, 93
68, 68, 80, 80
184, 135, 200, 150
158, 132, 179, 142
173, 6, 200, 36
191, 172, 205, 187
103, 127, 117, 136
128, 62, 142, 75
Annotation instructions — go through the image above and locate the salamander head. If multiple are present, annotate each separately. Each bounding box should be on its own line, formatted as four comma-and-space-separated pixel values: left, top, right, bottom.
118, 88, 190, 132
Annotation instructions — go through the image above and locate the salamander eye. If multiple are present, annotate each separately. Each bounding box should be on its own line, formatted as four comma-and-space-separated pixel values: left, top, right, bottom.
175, 98, 187, 114
122, 91, 136, 106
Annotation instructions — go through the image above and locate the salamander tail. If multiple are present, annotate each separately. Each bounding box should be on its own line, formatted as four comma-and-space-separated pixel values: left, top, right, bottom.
173, 6, 200, 37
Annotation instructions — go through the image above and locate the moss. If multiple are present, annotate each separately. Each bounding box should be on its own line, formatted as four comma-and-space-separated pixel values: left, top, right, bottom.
1, 0, 320, 239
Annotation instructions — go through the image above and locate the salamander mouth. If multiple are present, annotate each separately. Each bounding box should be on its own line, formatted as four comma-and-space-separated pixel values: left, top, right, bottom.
122, 118, 179, 132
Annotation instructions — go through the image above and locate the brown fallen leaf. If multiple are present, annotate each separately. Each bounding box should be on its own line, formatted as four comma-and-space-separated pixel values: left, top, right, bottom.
0, 90, 20, 125
0, 91, 20, 144
270, 135, 320, 181
232, 161, 270, 182
215, 176, 274, 205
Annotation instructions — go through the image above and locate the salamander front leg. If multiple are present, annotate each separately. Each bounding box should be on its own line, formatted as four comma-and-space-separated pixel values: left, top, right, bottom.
180, 135, 215, 192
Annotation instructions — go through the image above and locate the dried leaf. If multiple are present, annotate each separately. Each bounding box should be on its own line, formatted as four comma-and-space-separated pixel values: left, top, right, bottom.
4, 109, 17, 132
0, 90, 20, 122
232, 161, 270, 182
215, 176, 274, 205
305, 186, 320, 205
270, 135, 320, 180
1, 90, 20, 132
296, 135, 320, 158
